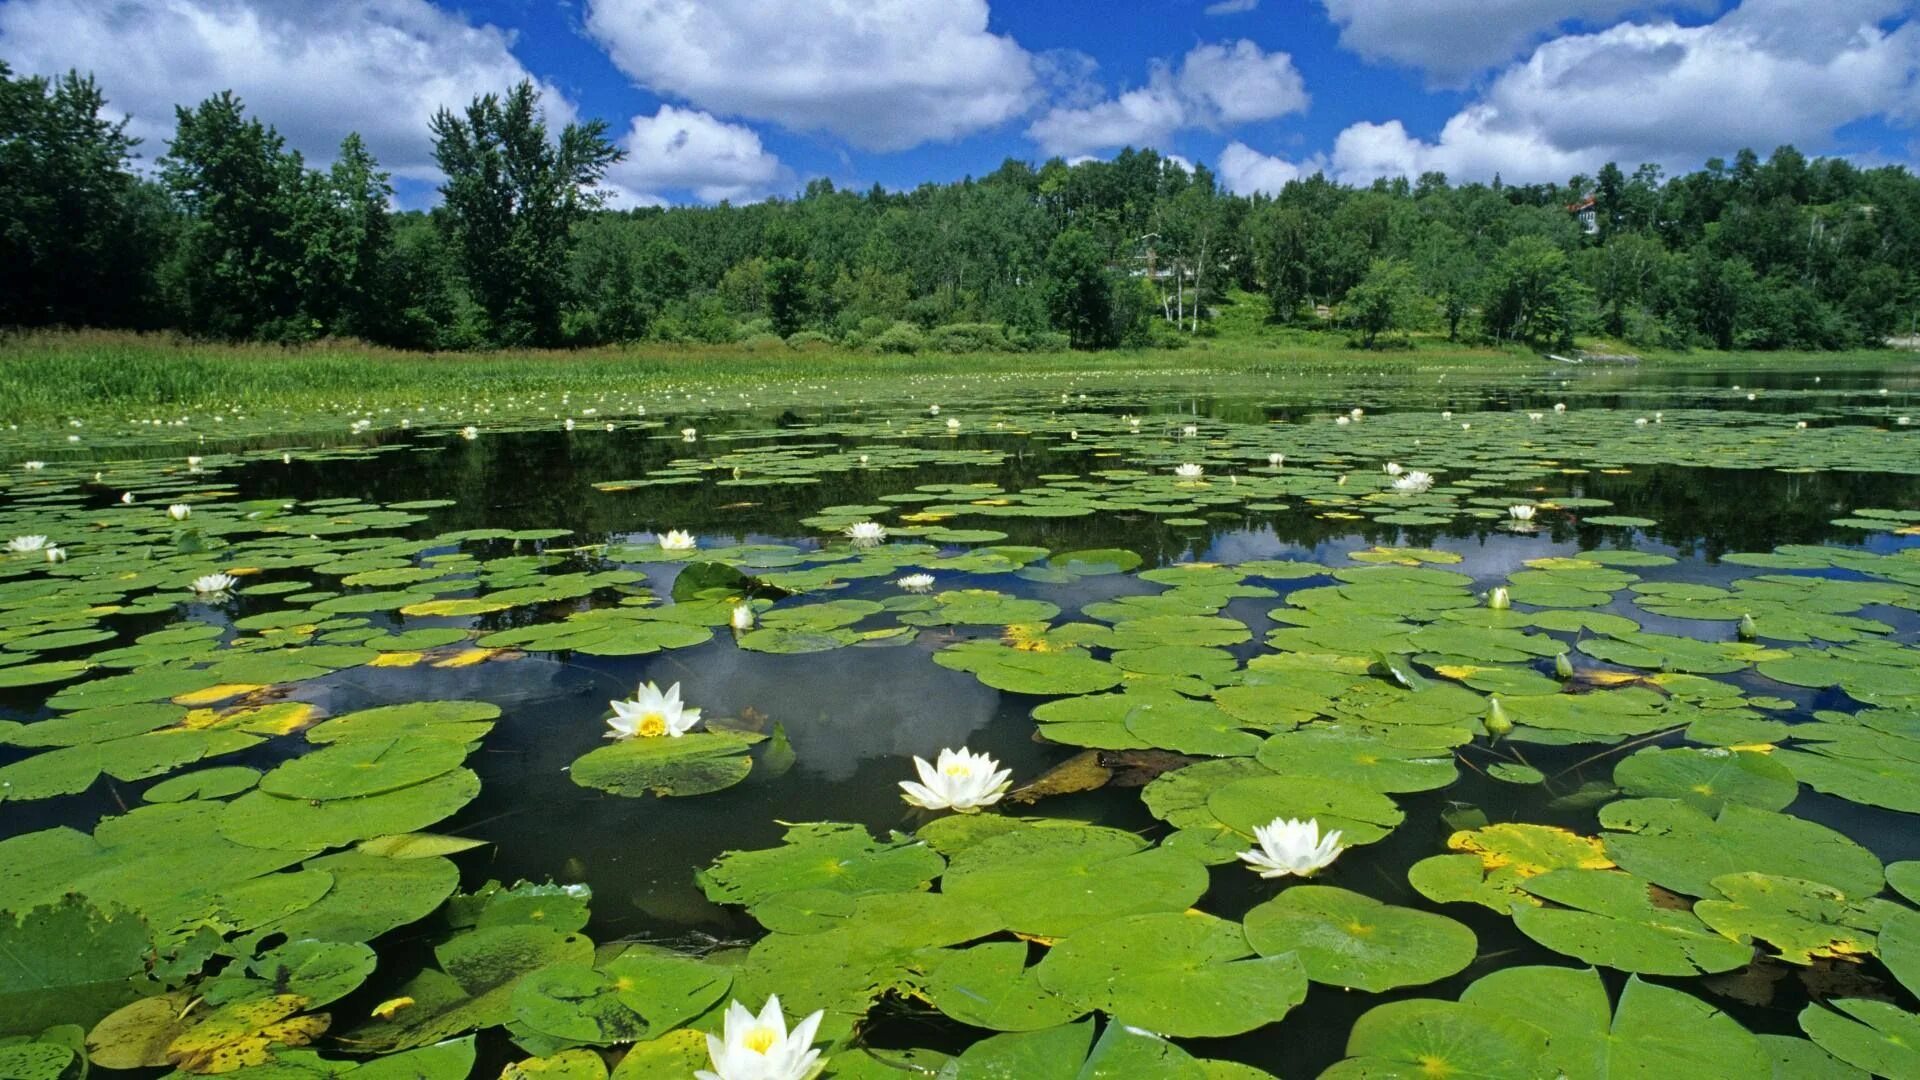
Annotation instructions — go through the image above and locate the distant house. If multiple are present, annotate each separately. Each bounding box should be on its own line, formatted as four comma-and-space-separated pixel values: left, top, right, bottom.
1567, 195, 1599, 236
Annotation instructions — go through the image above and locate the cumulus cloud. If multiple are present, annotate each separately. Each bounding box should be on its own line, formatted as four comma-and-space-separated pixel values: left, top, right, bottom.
0, 0, 563, 179
1028, 40, 1308, 157
1329, 0, 1920, 184
1217, 141, 1325, 194
605, 105, 786, 205
1321, 0, 1717, 82
583, 0, 1038, 152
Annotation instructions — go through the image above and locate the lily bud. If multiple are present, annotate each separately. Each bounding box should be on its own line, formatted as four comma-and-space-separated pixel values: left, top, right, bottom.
1553, 651, 1574, 680
1487, 586, 1511, 611
1738, 613, 1757, 641
1484, 696, 1512, 739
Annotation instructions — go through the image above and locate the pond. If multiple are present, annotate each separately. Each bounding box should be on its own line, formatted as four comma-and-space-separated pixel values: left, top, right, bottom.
2, 361, 1919, 1078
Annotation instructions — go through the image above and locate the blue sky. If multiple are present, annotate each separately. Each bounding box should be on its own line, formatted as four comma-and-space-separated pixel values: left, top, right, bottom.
1, 0, 1914, 207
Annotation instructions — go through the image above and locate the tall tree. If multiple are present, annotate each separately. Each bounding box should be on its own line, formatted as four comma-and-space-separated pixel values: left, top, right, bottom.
161, 92, 317, 339
1043, 228, 1115, 348
430, 81, 623, 346
0, 63, 156, 328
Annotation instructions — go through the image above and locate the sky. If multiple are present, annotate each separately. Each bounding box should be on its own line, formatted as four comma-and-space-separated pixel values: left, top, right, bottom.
1, 0, 1915, 208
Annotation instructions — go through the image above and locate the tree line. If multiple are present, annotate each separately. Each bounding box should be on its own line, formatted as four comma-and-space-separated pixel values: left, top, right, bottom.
4, 63, 1917, 353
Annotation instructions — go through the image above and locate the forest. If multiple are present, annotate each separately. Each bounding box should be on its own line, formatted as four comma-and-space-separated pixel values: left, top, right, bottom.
4, 63, 1918, 356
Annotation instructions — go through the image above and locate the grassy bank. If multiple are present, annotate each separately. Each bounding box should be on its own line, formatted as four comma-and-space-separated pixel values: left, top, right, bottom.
0, 329, 1911, 425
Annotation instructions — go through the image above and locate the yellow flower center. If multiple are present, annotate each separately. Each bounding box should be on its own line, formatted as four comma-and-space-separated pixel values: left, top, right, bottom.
638, 712, 668, 737
744, 1025, 778, 1055
944, 764, 972, 779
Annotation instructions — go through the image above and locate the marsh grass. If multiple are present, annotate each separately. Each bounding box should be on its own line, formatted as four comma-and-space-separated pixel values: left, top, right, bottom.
0, 328, 1903, 423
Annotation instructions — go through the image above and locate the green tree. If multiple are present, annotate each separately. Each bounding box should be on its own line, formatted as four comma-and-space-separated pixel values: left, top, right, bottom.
0, 63, 156, 328
1481, 237, 1588, 348
1043, 227, 1115, 348
1343, 258, 1419, 348
430, 81, 623, 346
161, 91, 317, 339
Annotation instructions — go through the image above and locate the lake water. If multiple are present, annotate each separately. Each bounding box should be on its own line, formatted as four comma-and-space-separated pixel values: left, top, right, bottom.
2, 361, 1918, 1077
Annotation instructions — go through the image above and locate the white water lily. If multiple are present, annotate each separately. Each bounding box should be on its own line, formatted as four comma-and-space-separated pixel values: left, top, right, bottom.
897, 573, 935, 593
461, 425, 479, 440
1267, 452, 1284, 466
845, 521, 888, 544
1383, 462, 1402, 475
1391, 470, 1434, 493
1795, 420, 1808, 430
1181, 424, 1200, 437
1238, 817, 1344, 879
899, 747, 1013, 813
120, 492, 134, 504
658, 529, 697, 552
1350, 407, 1365, 419
1174, 463, 1205, 480
1554, 403, 1566, 413
731, 603, 755, 631
1898, 416, 1912, 426
186, 455, 203, 469
1508, 505, 1537, 523
928, 404, 940, 415
697, 995, 825, 1080
607, 681, 701, 740
945, 417, 961, 431
22, 460, 44, 470
1488, 585, 1512, 610
45, 546, 67, 563
563, 418, 575, 431
8, 535, 49, 554
190, 572, 238, 597
1441, 411, 1453, 420
682, 427, 698, 441
1334, 415, 1351, 426
167, 503, 191, 521
1528, 412, 1544, 421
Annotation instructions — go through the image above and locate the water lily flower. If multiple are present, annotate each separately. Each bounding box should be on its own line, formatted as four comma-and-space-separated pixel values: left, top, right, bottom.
1795, 421, 1808, 430
1335, 415, 1351, 426
1267, 452, 1285, 466
682, 427, 698, 441
8, 535, 49, 554
1528, 412, 1544, 421
899, 747, 1013, 813
190, 573, 238, 597
564, 418, 575, 431
731, 603, 755, 631
167, 503, 191, 521
1553, 403, 1567, 413
1383, 462, 1402, 475
1898, 416, 1912, 426
461, 426, 479, 440
1237, 817, 1344, 879
1485, 696, 1513, 738
120, 492, 134, 504
22, 460, 44, 470
1391, 471, 1433, 493
897, 573, 935, 593
845, 521, 888, 544
1174, 463, 1205, 480
186, 455, 203, 469
1738, 613, 1758, 640
45, 546, 67, 563
608, 681, 702, 740
946, 417, 961, 431
1488, 585, 1511, 610
1441, 411, 1453, 420
1460, 422, 1472, 431
1182, 424, 1200, 437
1508, 505, 1536, 523
659, 529, 697, 552
1350, 408, 1365, 419
928, 404, 940, 415
1554, 652, 1574, 679
1634, 417, 1649, 427
697, 995, 826, 1080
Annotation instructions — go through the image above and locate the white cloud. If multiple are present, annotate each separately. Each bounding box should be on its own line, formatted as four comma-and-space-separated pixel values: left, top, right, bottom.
1206, 0, 1260, 14
583, 0, 1038, 152
1321, 0, 1716, 82
1217, 141, 1323, 194
0, 0, 564, 179
606, 105, 786, 204
1028, 40, 1308, 157
1330, 1, 1920, 184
